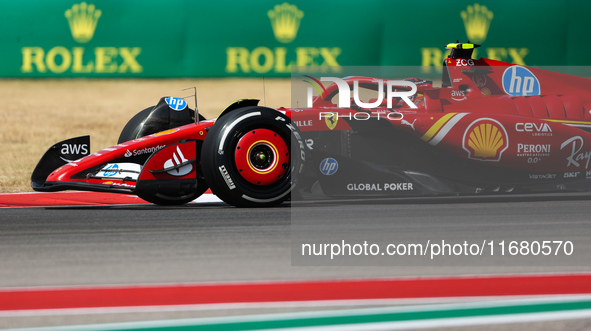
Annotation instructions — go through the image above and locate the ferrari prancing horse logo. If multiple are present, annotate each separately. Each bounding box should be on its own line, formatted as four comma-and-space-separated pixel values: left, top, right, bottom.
325, 112, 338, 130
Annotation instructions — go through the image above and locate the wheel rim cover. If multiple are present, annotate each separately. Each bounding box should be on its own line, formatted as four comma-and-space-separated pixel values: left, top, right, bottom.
234, 129, 289, 186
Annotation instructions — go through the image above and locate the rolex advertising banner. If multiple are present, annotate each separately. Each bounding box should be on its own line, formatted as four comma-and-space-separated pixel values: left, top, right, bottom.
1, 1, 186, 77
381, 1, 591, 73
186, 1, 382, 77
0, 0, 589, 78
1, 0, 382, 77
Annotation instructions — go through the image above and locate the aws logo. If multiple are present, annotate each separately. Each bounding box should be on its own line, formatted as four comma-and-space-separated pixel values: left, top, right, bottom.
226, 2, 341, 74
463, 118, 509, 162
21, 2, 142, 75
421, 3, 528, 73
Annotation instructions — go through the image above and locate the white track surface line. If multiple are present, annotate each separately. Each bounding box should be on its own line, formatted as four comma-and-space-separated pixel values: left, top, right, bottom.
2, 294, 591, 317
192, 193, 224, 204
4, 299, 591, 331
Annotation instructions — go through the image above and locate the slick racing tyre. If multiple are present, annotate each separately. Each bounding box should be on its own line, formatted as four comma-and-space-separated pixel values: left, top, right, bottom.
118, 106, 153, 144
136, 180, 207, 206
201, 107, 305, 207
135, 141, 209, 206
137, 188, 204, 205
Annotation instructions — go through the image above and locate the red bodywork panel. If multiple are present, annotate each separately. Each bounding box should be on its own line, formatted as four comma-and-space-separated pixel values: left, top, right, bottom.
291, 59, 591, 177
33, 53, 591, 196
45, 123, 212, 191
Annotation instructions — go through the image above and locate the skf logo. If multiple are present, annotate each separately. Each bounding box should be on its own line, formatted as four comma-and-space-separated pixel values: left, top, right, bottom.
65, 2, 101, 43
164, 146, 193, 177
226, 2, 341, 74
463, 118, 509, 162
268, 3, 303, 43
460, 3, 493, 44
21, 2, 142, 75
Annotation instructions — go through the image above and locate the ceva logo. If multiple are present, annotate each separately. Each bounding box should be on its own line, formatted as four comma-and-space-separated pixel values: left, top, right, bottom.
502, 66, 540, 96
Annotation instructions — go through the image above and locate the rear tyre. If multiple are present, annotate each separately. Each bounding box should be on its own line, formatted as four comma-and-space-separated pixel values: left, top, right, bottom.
201, 107, 305, 207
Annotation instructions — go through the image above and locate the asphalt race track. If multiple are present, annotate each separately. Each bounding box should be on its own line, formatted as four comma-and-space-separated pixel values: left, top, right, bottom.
1, 193, 591, 329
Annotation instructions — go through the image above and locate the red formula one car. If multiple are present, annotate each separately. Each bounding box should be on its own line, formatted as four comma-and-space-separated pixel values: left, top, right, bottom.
32, 42, 591, 207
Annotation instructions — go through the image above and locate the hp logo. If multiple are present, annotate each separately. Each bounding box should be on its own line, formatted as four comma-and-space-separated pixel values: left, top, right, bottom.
165, 97, 188, 111
502, 66, 540, 96
319, 158, 338, 175
103, 164, 119, 177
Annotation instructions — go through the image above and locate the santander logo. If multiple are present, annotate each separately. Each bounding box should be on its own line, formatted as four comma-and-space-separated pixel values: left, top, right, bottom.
164, 146, 193, 176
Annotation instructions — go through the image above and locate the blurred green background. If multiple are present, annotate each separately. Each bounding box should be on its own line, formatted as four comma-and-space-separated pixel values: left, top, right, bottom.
1, 0, 589, 77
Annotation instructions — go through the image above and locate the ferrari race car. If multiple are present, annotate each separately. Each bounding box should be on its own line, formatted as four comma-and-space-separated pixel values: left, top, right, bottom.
31, 42, 591, 207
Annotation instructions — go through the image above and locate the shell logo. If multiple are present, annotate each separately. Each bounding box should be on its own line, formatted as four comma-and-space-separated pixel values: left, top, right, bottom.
462, 118, 508, 162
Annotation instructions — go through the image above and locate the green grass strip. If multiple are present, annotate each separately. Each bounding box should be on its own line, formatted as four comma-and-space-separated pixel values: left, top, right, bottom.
98, 299, 591, 331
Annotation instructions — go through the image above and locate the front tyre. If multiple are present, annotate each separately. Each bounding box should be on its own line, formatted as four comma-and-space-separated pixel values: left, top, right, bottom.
201, 107, 305, 207
136, 179, 207, 206
118, 99, 206, 144
118, 106, 153, 144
